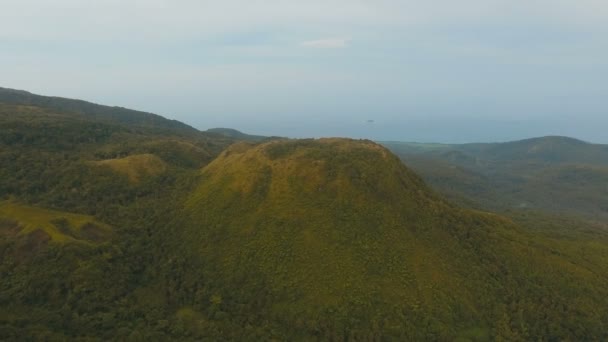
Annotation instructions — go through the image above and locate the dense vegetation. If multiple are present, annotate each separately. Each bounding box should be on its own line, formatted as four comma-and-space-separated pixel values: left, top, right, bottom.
0, 89, 235, 340
1, 88, 608, 340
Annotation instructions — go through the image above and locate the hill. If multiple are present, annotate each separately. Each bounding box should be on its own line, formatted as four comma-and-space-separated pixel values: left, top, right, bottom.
0, 89, 234, 340
382, 136, 608, 219
0, 88, 239, 218
459, 136, 608, 164
205, 127, 269, 141
0, 87, 198, 135
384, 136, 608, 165
166, 138, 608, 340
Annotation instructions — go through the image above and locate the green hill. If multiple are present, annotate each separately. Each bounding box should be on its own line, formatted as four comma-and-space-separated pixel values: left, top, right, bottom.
168, 138, 608, 340
460, 136, 608, 164
0, 91, 235, 218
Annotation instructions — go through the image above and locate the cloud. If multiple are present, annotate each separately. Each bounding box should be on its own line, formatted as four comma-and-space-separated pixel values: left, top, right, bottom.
1, 1, 607, 43
300, 38, 350, 48
1, 0, 607, 143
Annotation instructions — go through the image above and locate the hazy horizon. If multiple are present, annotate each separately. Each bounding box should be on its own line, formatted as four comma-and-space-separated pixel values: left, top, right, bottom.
4, 85, 607, 144
2, 1, 607, 143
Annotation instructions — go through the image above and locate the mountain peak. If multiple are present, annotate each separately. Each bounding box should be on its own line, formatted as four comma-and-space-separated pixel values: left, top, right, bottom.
173, 138, 523, 333
198, 138, 434, 206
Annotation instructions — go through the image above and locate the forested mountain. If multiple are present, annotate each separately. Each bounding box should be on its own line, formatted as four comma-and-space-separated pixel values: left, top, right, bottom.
1, 89, 608, 340
169, 138, 608, 340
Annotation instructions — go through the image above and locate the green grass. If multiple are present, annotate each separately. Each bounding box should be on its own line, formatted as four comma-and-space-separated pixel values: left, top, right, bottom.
0, 201, 111, 243
90, 153, 167, 183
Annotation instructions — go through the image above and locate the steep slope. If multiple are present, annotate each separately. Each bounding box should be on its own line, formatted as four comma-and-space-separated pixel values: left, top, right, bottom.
172, 138, 608, 340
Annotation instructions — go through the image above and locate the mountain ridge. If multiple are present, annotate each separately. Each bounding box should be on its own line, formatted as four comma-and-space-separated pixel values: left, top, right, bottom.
0, 86, 199, 136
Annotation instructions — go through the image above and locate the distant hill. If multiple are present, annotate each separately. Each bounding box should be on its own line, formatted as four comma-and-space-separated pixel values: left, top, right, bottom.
384, 136, 608, 165
0, 87, 199, 135
459, 136, 608, 164
382, 136, 608, 219
205, 127, 270, 141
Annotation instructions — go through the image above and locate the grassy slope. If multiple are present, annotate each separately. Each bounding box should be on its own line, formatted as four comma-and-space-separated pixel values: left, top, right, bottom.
91, 154, 167, 183
0, 201, 111, 243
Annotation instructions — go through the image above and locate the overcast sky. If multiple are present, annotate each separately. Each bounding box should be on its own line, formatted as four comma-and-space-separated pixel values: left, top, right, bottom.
1, 1, 607, 143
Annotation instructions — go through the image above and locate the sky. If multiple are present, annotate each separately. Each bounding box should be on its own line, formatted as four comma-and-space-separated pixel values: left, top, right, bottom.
1, 0, 607, 143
